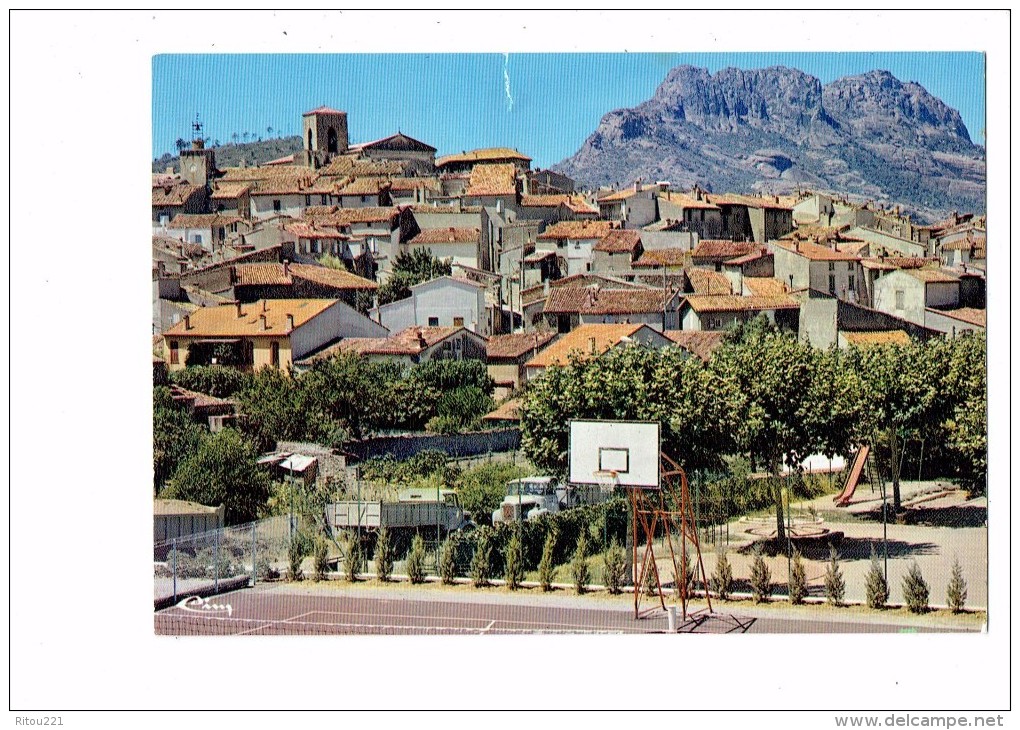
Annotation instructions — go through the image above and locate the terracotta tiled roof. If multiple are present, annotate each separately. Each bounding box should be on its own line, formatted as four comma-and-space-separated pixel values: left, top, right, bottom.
942, 237, 983, 251
336, 177, 392, 196
663, 331, 727, 361
168, 213, 243, 229
683, 294, 799, 313
310, 207, 400, 226
691, 240, 758, 260
521, 194, 572, 207
163, 299, 338, 337
250, 172, 320, 196
633, 248, 690, 268
409, 227, 480, 245
842, 330, 912, 347
743, 277, 789, 297
594, 230, 642, 253
929, 307, 985, 327
561, 197, 600, 214
550, 273, 653, 291
543, 287, 667, 316
482, 399, 522, 422
168, 385, 233, 410
436, 147, 532, 167
387, 177, 441, 192
304, 106, 346, 116
486, 331, 557, 360
525, 323, 647, 368
537, 220, 618, 241
904, 268, 959, 284
349, 132, 437, 153
772, 240, 860, 262
707, 193, 793, 211
210, 182, 252, 199
724, 249, 770, 266
409, 204, 483, 214
282, 221, 347, 239
232, 263, 377, 290
597, 184, 660, 202
337, 326, 467, 356
687, 268, 733, 296
152, 182, 202, 207
524, 250, 556, 263
465, 163, 517, 197
657, 192, 720, 210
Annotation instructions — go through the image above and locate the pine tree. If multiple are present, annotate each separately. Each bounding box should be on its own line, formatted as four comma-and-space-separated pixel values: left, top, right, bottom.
439, 537, 458, 585
344, 533, 362, 583
571, 534, 590, 595
469, 530, 492, 588
406, 534, 427, 585
750, 547, 772, 604
312, 536, 330, 582
711, 547, 733, 600
538, 532, 556, 592
946, 557, 968, 614
287, 533, 307, 582
602, 540, 626, 595
789, 549, 807, 605
824, 546, 845, 607
865, 548, 889, 609
374, 527, 393, 582
504, 527, 524, 591
902, 561, 930, 614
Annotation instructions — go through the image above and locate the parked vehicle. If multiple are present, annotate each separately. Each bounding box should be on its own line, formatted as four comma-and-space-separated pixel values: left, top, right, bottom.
328, 488, 473, 535
492, 476, 576, 524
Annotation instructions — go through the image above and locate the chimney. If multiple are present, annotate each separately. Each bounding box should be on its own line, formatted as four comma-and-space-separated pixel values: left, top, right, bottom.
633, 179, 641, 193
417, 330, 428, 350
262, 299, 268, 312
589, 336, 597, 354
283, 259, 290, 276
229, 266, 237, 285
260, 314, 268, 331
235, 302, 243, 318
543, 279, 550, 297
286, 314, 295, 330
183, 314, 192, 330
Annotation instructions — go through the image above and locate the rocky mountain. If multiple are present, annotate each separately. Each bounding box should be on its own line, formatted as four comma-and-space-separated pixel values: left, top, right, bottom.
554, 66, 985, 222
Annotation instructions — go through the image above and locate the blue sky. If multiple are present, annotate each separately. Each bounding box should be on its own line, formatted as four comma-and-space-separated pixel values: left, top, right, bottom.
153, 52, 985, 168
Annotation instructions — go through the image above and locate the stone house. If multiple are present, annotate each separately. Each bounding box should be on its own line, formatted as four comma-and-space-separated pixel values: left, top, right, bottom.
591, 230, 644, 277
304, 326, 488, 369
166, 213, 251, 252
461, 163, 520, 210
871, 268, 961, 327
371, 276, 491, 336
406, 227, 482, 270
435, 147, 531, 176
656, 191, 725, 239
209, 181, 252, 219
152, 178, 206, 226
485, 331, 557, 400
535, 219, 619, 277
770, 239, 867, 303
542, 284, 681, 333
348, 132, 437, 175
679, 294, 800, 332
596, 183, 662, 229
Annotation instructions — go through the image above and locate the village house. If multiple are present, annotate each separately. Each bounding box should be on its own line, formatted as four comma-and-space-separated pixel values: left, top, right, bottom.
719, 247, 774, 292
435, 147, 532, 176
161, 298, 388, 372
686, 268, 733, 296
406, 227, 482, 270
793, 288, 940, 349
303, 326, 488, 369
370, 276, 492, 336
304, 205, 419, 281
656, 190, 725, 239
590, 229, 645, 277
679, 294, 800, 332
152, 177, 206, 226
523, 323, 675, 380
461, 163, 520, 210
542, 283, 681, 333
347, 132, 438, 175
208, 181, 252, 220
225, 261, 377, 307
690, 240, 760, 271
523, 168, 575, 194
869, 267, 982, 336
517, 194, 598, 225
166, 213, 251, 252
791, 192, 837, 227
596, 183, 663, 229
662, 330, 728, 362
485, 331, 557, 400
535, 219, 619, 277
706, 193, 794, 242
387, 177, 442, 206
770, 239, 867, 304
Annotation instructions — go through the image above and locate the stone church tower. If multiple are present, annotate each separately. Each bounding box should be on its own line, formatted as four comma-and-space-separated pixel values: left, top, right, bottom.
298, 106, 349, 168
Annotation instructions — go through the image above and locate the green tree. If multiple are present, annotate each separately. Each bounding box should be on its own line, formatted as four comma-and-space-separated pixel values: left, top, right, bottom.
406, 534, 427, 584
503, 527, 524, 591
711, 547, 733, 600
374, 527, 393, 582
902, 561, 930, 614
789, 549, 807, 605
169, 365, 250, 398
378, 249, 452, 305
750, 547, 772, 603
162, 428, 271, 523
153, 386, 207, 494
571, 534, 590, 595
344, 533, 362, 582
312, 536, 330, 582
439, 537, 459, 585
865, 548, 889, 609
538, 532, 556, 592
470, 529, 493, 587
711, 329, 821, 541
824, 547, 846, 607
946, 557, 968, 613
457, 462, 531, 527
602, 540, 627, 595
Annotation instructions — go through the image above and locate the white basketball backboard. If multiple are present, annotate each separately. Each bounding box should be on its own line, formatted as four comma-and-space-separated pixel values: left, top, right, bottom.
568, 419, 660, 489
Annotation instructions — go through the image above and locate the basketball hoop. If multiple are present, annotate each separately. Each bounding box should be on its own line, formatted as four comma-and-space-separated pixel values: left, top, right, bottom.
592, 469, 620, 496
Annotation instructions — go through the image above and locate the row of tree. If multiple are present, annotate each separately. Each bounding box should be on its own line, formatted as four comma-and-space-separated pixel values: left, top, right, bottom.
519, 320, 986, 541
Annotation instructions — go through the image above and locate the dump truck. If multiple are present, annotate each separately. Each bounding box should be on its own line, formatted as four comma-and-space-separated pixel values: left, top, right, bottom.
328, 488, 473, 535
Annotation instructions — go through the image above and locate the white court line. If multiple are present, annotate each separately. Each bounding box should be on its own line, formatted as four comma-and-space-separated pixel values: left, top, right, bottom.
234, 623, 275, 636
296, 608, 630, 631
480, 620, 496, 634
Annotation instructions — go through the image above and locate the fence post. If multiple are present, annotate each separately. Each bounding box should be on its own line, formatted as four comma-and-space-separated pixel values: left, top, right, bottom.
171, 539, 177, 603
214, 529, 220, 593
251, 521, 257, 587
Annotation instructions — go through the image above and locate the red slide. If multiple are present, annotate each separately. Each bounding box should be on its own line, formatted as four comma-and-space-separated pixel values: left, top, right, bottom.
833, 446, 870, 507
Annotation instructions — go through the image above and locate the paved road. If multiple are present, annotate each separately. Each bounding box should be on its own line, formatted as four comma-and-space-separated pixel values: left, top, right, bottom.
155, 584, 967, 636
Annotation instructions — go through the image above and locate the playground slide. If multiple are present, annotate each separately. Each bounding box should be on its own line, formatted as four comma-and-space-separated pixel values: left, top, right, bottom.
833, 446, 870, 507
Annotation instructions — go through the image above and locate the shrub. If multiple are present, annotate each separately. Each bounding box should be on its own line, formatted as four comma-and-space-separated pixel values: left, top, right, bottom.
504, 528, 524, 591
711, 547, 733, 600
344, 534, 362, 582
865, 548, 889, 609
374, 527, 394, 582
644, 562, 660, 597
439, 537, 459, 585
287, 535, 307, 582
789, 549, 807, 605
824, 547, 846, 607
571, 534, 590, 595
750, 547, 772, 604
675, 548, 696, 601
902, 561, 930, 614
946, 558, 968, 614
406, 534, 427, 585
312, 536, 330, 582
538, 533, 556, 592
469, 530, 492, 587
602, 540, 626, 595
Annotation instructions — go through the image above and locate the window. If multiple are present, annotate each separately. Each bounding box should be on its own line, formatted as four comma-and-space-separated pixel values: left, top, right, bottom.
847, 261, 854, 271
848, 274, 855, 291
895, 290, 905, 309
305, 195, 311, 206
828, 262, 835, 271
193, 233, 203, 244
428, 317, 439, 327
453, 317, 465, 327
273, 199, 281, 213
270, 341, 280, 367
169, 341, 179, 365
828, 275, 836, 293
321, 195, 327, 205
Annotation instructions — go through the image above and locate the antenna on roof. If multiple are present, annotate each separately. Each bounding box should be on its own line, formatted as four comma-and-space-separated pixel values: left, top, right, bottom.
192, 113, 203, 137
